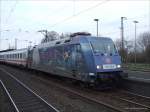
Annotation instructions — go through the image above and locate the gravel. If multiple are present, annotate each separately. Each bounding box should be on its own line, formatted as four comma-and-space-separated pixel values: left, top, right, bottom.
0, 64, 115, 112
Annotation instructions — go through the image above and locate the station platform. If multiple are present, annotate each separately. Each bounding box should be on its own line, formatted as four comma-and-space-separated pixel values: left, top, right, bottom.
124, 70, 150, 83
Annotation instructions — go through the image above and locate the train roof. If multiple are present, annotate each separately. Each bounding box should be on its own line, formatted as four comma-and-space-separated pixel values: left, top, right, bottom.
0, 49, 14, 53
0, 48, 28, 55
86, 36, 113, 41
35, 32, 113, 49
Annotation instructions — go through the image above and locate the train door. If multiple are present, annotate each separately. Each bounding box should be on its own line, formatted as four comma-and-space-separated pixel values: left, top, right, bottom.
27, 48, 34, 68
71, 44, 84, 77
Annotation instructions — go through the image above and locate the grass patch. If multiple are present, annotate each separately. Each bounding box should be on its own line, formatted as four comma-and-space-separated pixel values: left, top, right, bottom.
123, 63, 150, 71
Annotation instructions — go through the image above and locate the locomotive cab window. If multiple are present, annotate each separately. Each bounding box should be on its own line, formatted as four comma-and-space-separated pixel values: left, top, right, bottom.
90, 38, 117, 54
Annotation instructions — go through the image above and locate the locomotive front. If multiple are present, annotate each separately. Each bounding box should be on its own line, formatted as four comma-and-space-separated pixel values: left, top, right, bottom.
80, 36, 126, 85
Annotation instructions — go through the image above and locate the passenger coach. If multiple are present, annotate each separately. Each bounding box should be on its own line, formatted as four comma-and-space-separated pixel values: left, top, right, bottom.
0, 48, 28, 67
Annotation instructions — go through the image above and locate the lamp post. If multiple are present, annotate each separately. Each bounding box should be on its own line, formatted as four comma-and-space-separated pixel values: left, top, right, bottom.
94, 19, 99, 37
120, 17, 127, 62
133, 20, 139, 65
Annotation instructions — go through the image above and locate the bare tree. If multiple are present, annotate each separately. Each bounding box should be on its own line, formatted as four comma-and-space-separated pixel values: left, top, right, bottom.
59, 33, 70, 39
114, 38, 130, 63
41, 31, 59, 43
137, 32, 150, 63
125, 31, 150, 63
138, 32, 150, 51
114, 38, 122, 51
48, 31, 59, 40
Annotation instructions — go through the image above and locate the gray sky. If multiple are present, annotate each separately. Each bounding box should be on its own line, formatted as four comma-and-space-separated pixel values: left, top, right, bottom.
0, 0, 150, 50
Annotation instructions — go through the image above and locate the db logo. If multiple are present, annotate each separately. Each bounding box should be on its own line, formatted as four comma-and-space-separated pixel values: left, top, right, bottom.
105, 58, 111, 64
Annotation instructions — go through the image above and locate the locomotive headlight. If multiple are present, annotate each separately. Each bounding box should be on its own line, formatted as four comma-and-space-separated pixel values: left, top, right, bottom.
117, 65, 121, 68
89, 73, 95, 76
96, 65, 101, 69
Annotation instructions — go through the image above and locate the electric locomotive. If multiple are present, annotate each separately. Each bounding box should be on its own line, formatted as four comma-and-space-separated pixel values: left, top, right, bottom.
28, 32, 126, 85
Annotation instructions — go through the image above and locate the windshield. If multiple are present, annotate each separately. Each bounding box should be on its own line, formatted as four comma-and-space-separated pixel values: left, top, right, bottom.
90, 38, 117, 54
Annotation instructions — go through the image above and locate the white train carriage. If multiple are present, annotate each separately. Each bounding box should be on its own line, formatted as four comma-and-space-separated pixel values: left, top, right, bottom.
0, 48, 28, 67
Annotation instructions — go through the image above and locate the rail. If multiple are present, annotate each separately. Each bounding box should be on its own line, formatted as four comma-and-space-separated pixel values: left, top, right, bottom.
0, 68, 60, 112
0, 80, 19, 112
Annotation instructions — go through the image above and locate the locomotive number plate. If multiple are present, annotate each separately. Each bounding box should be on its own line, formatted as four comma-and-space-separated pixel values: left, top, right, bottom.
103, 64, 116, 69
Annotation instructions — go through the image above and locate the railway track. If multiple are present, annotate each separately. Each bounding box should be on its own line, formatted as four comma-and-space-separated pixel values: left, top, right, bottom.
35, 77, 150, 112
122, 78, 150, 97
118, 90, 150, 107
122, 90, 150, 100
0, 69, 59, 112
1, 65, 150, 112
0, 80, 18, 112
94, 90, 150, 112
0, 67, 120, 112
26, 71, 150, 112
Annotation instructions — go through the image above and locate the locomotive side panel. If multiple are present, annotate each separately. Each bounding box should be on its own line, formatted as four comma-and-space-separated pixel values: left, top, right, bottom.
30, 43, 88, 81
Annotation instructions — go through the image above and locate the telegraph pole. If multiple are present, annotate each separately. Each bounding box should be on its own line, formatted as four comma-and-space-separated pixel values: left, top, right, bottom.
121, 17, 127, 62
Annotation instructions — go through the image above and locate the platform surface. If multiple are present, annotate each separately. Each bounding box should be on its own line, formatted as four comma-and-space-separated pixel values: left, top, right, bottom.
124, 70, 150, 83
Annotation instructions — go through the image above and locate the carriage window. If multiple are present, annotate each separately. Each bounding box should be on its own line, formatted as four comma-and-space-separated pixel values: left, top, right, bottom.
23, 53, 26, 58
20, 53, 22, 59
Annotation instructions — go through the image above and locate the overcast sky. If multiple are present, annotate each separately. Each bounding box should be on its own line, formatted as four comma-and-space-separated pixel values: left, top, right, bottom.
0, 0, 150, 50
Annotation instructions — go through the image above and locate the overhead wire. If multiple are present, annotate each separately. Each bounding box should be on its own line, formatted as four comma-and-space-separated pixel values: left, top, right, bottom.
2, 1, 149, 37
47, 4, 69, 17
6, 0, 19, 23
48, 0, 149, 37
50, 0, 110, 28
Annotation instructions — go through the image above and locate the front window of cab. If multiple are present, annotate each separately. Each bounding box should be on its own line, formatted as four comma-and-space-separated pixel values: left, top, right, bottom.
90, 38, 117, 54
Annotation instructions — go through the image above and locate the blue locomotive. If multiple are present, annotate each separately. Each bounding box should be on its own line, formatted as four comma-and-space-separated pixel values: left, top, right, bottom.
0, 32, 126, 86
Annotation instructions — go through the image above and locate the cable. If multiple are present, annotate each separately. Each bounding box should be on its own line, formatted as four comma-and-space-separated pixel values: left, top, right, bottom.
6, 0, 19, 23
47, 4, 69, 17
50, 0, 110, 28
102, 25, 149, 36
